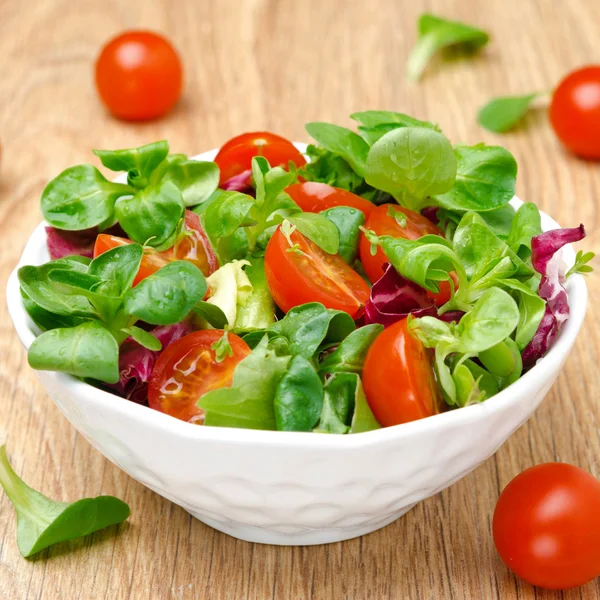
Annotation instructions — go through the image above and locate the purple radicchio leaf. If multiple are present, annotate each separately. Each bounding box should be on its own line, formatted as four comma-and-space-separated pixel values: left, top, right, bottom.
45, 224, 127, 260
364, 263, 437, 328
107, 319, 194, 404
437, 310, 465, 324
421, 206, 439, 226
222, 169, 253, 193
45, 227, 97, 260
522, 225, 585, 369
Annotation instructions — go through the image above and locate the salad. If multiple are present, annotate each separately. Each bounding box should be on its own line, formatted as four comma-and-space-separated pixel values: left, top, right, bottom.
18, 112, 592, 433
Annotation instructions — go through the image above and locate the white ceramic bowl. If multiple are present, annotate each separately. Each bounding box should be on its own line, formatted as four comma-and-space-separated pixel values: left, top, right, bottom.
6, 147, 588, 545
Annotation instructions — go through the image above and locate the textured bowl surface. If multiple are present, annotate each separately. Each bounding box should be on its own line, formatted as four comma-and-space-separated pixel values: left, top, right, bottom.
6, 147, 588, 545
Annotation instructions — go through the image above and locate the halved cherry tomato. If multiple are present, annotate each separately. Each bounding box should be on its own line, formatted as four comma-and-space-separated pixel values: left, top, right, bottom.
493, 463, 600, 589
362, 317, 442, 426
359, 204, 443, 284
94, 210, 218, 286
549, 66, 600, 159
264, 227, 370, 319
214, 132, 306, 184
286, 182, 376, 218
148, 330, 250, 423
95, 31, 183, 121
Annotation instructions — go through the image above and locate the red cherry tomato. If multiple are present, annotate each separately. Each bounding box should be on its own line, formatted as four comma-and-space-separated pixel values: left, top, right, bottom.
493, 463, 600, 590
214, 132, 306, 184
264, 227, 370, 319
286, 182, 376, 218
362, 318, 442, 427
359, 204, 443, 284
148, 330, 250, 423
549, 66, 600, 159
95, 31, 183, 121
94, 211, 218, 286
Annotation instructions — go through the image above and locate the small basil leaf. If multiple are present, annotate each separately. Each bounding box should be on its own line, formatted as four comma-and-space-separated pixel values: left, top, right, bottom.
0, 445, 130, 558
478, 93, 540, 133
203, 190, 256, 239
21, 289, 90, 331
408, 316, 456, 348
274, 355, 323, 432
433, 144, 517, 212
351, 110, 441, 131
88, 243, 144, 295
93, 141, 169, 181
318, 324, 383, 376
349, 377, 381, 433
478, 340, 518, 378
313, 373, 355, 434
305, 123, 370, 177
28, 321, 119, 383
149, 154, 188, 184
286, 212, 340, 255
506, 202, 542, 258
192, 301, 229, 329
18, 261, 95, 318
159, 160, 220, 207
268, 303, 355, 359
453, 213, 533, 280
321, 206, 365, 263
499, 278, 546, 350
121, 326, 162, 351
115, 180, 185, 248
124, 261, 207, 325
41, 165, 132, 231
456, 287, 519, 353
198, 336, 290, 430
407, 14, 489, 81
457, 358, 500, 401
365, 127, 457, 211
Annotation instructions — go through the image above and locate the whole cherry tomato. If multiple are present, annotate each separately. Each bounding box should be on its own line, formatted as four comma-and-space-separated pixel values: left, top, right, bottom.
493, 463, 600, 590
362, 317, 442, 426
264, 226, 370, 319
286, 182, 376, 218
94, 210, 218, 286
149, 330, 250, 423
549, 66, 600, 159
95, 31, 183, 121
214, 132, 306, 184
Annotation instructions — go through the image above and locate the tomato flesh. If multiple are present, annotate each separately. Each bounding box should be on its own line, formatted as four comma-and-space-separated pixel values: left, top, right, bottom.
286, 182, 376, 217
264, 227, 370, 319
359, 204, 443, 285
95, 30, 183, 121
93, 210, 218, 286
148, 330, 250, 423
493, 463, 600, 590
214, 132, 306, 184
550, 66, 600, 159
362, 318, 441, 426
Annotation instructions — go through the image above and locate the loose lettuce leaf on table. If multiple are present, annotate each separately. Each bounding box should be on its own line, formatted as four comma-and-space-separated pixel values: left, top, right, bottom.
0, 445, 130, 558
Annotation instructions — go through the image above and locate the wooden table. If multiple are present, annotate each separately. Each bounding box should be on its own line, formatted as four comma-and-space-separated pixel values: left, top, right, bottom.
1, 0, 599, 598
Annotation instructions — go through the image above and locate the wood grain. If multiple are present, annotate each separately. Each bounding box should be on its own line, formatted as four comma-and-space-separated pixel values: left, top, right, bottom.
1, 0, 599, 598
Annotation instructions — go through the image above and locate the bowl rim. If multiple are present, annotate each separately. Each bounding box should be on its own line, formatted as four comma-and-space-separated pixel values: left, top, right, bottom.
5, 145, 588, 449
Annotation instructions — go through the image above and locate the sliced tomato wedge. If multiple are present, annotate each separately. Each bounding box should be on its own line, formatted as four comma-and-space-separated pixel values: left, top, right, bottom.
264, 226, 370, 319
214, 132, 306, 184
94, 210, 218, 286
148, 330, 250, 423
286, 182, 375, 217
